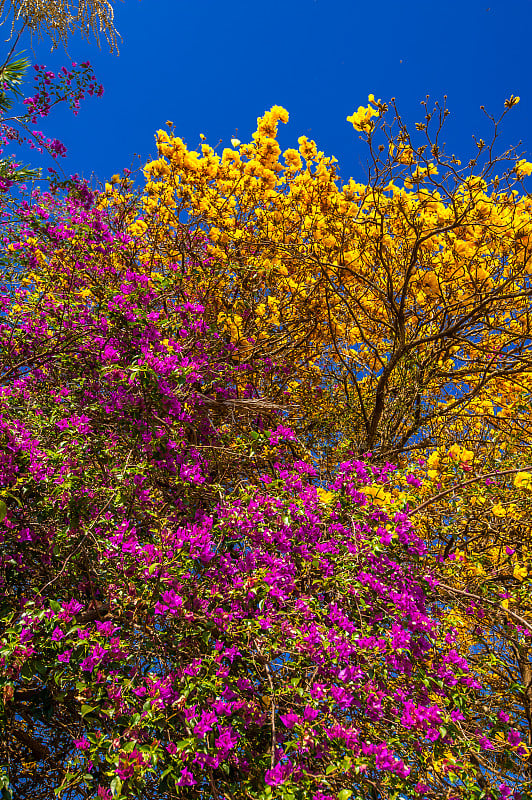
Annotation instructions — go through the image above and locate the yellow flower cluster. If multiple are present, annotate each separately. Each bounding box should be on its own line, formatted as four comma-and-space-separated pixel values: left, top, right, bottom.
516, 159, 532, 178
316, 488, 335, 505
347, 95, 380, 132
447, 444, 474, 464
514, 471, 532, 490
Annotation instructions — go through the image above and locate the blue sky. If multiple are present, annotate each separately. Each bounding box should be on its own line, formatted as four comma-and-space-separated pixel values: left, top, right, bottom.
8, 0, 532, 186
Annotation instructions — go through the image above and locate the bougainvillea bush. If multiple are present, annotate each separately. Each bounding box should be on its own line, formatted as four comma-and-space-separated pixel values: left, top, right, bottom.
0, 182, 526, 800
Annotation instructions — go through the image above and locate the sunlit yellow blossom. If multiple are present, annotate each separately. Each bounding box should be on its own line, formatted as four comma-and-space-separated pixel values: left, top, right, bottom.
317, 488, 335, 505
347, 104, 379, 131
514, 471, 532, 489
448, 444, 462, 462
513, 563, 528, 582
516, 159, 532, 178
427, 452, 441, 469
491, 502, 507, 517
362, 484, 392, 506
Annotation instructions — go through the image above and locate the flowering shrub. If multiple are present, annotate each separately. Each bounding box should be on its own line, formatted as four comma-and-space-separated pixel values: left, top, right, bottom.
0, 55, 102, 193
0, 183, 524, 800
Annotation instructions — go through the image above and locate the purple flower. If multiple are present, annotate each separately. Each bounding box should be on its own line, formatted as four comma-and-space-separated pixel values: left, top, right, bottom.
265, 759, 293, 786
51, 627, 65, 642
177, 767, 196, 786
61, 599, 83, 618
160, 589, 183, 612
95, 620, 119, 636
80, 644, 106, 673
222, 645, 241, 663
74, 737, 90, 750
507, 729, 521, 745
279, 711, 299, 729
215, 726, 238, 753
19, 627, 33, 643
479, 736, 494, 750
193, 709, 217, 738
303, 706, 319, 722
57, 649, 72, 663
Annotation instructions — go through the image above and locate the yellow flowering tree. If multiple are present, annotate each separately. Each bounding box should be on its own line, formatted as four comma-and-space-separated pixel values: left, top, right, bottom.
128, 96, 532, 474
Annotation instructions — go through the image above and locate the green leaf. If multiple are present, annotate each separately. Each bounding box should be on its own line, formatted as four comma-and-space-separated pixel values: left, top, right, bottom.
80, 704, 98, 718
0, 55, 29, 112
338, 791, 352, 800
175, 738, 194, 752
20, 661, 35, 680
110, 776, 122, 798
0, 500, 6, 522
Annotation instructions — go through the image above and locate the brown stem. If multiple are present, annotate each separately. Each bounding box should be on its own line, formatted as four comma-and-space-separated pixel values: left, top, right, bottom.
410, 465, 532, 516
12, 728, 49, 760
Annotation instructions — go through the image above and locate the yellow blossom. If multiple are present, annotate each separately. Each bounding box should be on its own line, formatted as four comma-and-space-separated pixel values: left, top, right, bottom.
491, 502, 507, 517
448, 444, 462, 462
317, 488, 335, 505
362, 484, 392, 505
516, 159, 532, 178
514, 471, 532, 489
347, 104, 379, 132
427, 451, 441, 469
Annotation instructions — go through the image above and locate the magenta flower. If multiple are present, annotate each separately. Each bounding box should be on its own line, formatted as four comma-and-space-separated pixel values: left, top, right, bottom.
507, 729, 521, 745
74, 737, 90, 750
279, 711, 299, 729
51, 627, 65, 642
193, 709, 217, 738
57, 649, 72, 663
215, 726, 237, 754
176, 767, 196, 786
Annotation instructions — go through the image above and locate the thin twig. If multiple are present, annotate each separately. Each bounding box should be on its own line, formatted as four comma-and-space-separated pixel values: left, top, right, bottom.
438, 581, 532, 633
410, 465, 532, 516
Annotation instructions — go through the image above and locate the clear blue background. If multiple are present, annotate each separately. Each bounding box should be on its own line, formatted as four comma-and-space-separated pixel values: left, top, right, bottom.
8, 0, 532, 186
